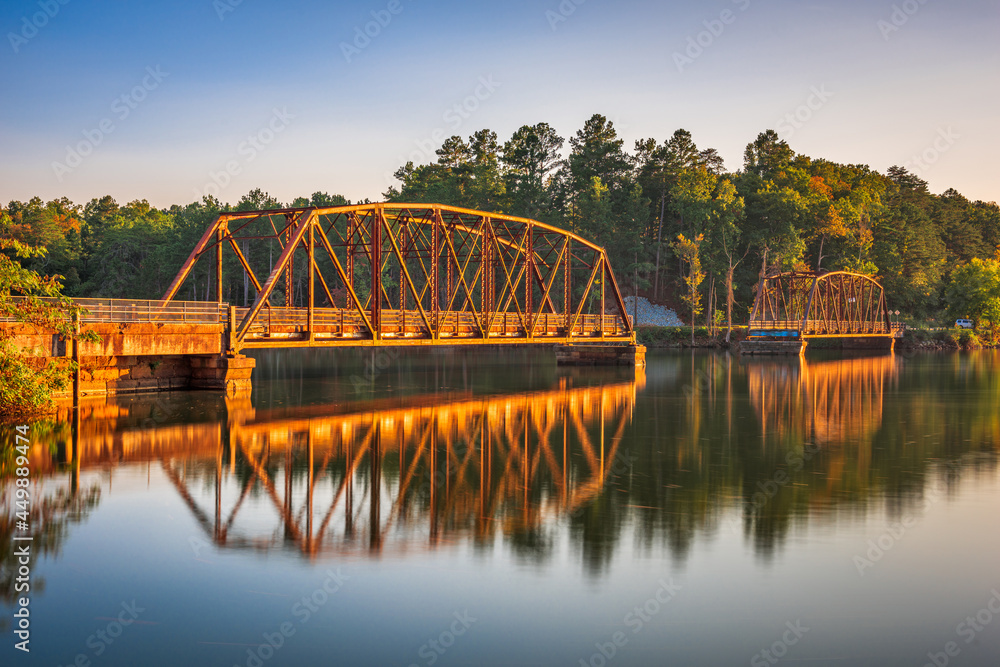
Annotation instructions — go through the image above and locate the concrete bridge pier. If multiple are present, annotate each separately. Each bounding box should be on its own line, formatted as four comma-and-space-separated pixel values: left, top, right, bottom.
555, 344, 646, 367
739, 339, 808, 356
189, 355, 256, 397
66, 353, 254, 399
837, 337, 895, 352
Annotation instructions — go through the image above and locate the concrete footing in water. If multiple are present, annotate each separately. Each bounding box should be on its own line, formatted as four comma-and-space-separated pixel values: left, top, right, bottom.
739, 339, 808, 355
740, 336, 896, 355
55, 354, 256, 399
189, 355, 256, 397
826, 337, 896, 352
555, 344, 646, 367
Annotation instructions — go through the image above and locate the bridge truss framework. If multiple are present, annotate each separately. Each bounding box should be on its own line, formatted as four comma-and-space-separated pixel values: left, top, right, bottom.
748, 271, 900, 338
161, 204, 635, 353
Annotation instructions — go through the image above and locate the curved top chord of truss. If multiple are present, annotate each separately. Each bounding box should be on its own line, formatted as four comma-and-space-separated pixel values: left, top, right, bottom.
748, 270, 895, 337
161, 203, 634, 350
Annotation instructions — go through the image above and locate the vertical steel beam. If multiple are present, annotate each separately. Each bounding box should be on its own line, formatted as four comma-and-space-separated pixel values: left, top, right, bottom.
441, 220, 456, 310
400, 221, 407, 333
488, 222, 496, 332
372, 208, 383, 340
525, 224, 533, 337
347, 214, 355, 309
307, 222, 315, 342
285, 220, 294, 308
600, 256, 606, 338
216, 226, 224, 305
432, 210, 440, 337
447, 224, 454, 314
564, 240, 571, 333
481, 220, 489, 335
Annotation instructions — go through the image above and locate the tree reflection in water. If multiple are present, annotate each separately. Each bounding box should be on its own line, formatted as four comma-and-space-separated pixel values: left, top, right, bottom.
1, 418, 101, 632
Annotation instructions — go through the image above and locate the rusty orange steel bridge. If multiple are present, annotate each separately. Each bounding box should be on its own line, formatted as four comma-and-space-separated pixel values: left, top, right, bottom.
164, 203, 636, 352
4, 204, 643, 399
741, 271, 904, 354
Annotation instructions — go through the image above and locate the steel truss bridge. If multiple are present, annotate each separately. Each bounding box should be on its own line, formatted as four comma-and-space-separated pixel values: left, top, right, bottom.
162, 203, 635, 353
747, 271, 904, 340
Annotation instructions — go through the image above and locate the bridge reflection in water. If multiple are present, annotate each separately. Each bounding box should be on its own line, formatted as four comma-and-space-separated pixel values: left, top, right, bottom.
748, 354, 898, 447
45, 374, 644, 559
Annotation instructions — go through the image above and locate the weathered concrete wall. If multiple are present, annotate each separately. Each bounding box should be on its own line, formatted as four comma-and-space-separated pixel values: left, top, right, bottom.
47, 354, 254, 398
65, 355, 197, 397
11, 322, 224, 358
7, 322, 253, 398
8, 321, 248, 398
555, 344, 646, 367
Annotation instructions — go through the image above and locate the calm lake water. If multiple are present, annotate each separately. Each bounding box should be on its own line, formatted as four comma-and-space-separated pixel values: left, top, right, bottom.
2, 349, 999, 667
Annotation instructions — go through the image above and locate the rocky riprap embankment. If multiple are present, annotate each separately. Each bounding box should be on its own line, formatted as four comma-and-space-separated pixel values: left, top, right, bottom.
621, 296, 684, 327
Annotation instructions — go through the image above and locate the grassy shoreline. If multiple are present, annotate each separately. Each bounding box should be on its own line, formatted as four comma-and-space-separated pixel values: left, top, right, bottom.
636, 326, 997, 351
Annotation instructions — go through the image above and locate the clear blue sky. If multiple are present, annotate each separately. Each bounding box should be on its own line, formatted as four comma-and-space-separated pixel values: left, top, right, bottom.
1, 0, 997, 208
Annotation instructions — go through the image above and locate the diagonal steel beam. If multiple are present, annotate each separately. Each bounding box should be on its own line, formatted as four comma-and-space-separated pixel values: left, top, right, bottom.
315, 224, 375, 334
161, 214, 228, 303
234, 209, 315, 344
381, 214, 434, 336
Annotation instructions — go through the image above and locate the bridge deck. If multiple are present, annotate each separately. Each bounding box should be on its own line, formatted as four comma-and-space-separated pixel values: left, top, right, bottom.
748, 319, 905, 339
237, 307, 628, 347
2, 297, 633, 350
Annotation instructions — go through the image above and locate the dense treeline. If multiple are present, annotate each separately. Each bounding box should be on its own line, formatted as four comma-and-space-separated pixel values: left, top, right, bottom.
0, 190, 353, 307
385, 116, 1000, 328
3, 114, 999, 326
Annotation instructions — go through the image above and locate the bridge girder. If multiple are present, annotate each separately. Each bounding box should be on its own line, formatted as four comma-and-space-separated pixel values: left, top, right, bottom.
748, 271, 893, 337
162, 204, 634, 351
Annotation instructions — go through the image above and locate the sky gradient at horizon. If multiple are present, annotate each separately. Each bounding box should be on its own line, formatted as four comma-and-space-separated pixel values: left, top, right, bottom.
1, 0, 997, 208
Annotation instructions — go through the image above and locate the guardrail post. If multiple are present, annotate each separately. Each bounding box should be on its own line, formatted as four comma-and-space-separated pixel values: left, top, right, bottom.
72, 310, 80, 407
226, 305, 237, 355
